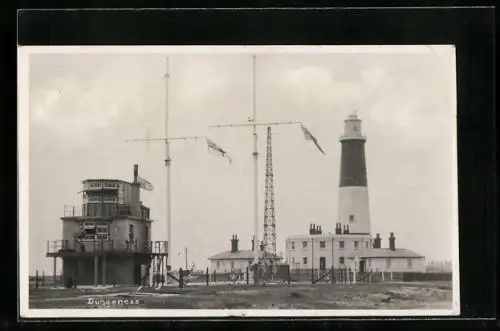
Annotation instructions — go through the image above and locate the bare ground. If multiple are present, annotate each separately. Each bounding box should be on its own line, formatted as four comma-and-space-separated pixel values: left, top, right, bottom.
29, 281, 453, 310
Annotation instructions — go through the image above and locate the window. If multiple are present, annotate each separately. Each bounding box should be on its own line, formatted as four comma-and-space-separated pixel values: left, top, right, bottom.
349, 214, 355, 222
292, 257, 295, 265
302, 241, 308, 248
303, 257, 308, 265
87, 196, 101, 203
96, 224, 109, 240
407, 259, 413, 269
386, 258, 391, 269
103, 181, 118, 189
231, 261, 235, 270
339, 241, 345, 249
354, 241, 359, 250
291, 241, 295, 250
365, 241, 369, 249
368, 258, 371, 268
89, 181, 102, 189
320, 241, 326, 249
83, 221, 96, 229
216, 261, 220, 270
339, 257, 345, 264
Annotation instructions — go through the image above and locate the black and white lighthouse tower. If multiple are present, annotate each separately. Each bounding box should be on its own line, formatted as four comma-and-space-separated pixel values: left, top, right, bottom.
338, 111, 371, 235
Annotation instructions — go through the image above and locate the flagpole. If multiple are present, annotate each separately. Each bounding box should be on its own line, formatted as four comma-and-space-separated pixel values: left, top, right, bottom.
165, 57, 172, 283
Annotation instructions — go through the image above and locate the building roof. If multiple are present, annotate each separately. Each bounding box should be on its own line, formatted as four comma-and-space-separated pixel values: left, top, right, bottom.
350, 248, 424, 259
208, 250, 281, 261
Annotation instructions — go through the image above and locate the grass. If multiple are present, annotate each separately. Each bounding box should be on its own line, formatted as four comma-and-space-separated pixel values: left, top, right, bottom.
29, 281, 453, 310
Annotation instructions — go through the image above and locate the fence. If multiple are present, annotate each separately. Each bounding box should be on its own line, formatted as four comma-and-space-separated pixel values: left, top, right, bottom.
290, 268, 453, 284
29, 271, 64, 288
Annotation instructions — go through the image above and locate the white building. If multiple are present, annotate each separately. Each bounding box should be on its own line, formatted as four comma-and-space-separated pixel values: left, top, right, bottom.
285, 112, 425, 274
208, 235, 281, 273
286, 226, 425, 273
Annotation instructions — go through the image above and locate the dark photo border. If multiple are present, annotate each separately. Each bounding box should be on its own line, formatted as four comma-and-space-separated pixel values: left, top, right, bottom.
5, 4, 497, 330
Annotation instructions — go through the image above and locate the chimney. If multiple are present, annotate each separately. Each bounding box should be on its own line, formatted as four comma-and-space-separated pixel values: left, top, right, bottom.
389, 232, 396, 251
133, 164, 138, 182
309, 224, 313, 235
231, 235, 239, 253
335, 223, 341, 234
318, 225, 322, 235
373, 233, 381, 249
259, 241, 265, 251
346, 225, 350, 234
251, 237, 255, 251
316, 225, 320, 235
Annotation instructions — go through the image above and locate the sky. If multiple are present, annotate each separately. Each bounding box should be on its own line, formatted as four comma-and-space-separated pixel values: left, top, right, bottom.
24, 46, 457, 275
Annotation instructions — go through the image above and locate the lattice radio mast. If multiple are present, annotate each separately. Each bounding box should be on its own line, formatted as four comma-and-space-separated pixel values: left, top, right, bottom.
263, 126, 277, 266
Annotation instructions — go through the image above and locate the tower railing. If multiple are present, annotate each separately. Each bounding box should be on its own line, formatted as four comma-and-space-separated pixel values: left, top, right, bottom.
46, 239, 168, 255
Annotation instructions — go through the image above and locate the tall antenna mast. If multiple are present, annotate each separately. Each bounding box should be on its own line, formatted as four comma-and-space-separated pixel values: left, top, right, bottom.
263, 126, 276, 271
164, 57, 172, 279
251, 54, 259, 268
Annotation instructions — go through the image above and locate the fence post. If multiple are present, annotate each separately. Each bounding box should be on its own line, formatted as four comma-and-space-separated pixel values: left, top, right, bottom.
206, 267, 209, 286
42, 271, 45, 287
179, 268, 183, 288
213, 270, 216, 283
35, 270, 39, 288
246, 267, 249, 285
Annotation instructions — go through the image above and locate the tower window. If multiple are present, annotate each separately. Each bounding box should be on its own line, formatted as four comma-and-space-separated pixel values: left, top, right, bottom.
339, 257, 345, 264
303, 257, 308, 265
302, 241, 308, 248
349, 215, 355, 222
320, 241, 326, 248
407, 259, 413, 269
354, 241, 359, 250
291, 241, 295, 250
366, 241, 369, 249
339, 241, 345, 249
129, 224, 134, 241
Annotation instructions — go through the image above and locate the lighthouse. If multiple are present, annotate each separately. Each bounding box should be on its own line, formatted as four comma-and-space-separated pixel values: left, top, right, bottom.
338, 111, 371, 235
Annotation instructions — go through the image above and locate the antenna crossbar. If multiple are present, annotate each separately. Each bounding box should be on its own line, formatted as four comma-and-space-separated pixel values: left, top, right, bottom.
125, 135, 207, 143
208, 121, 302, 129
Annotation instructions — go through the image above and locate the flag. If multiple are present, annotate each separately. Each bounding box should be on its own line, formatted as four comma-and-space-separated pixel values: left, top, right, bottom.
206, 137, 232, 163
137, 176, 154, 191
301, 124, 326, 155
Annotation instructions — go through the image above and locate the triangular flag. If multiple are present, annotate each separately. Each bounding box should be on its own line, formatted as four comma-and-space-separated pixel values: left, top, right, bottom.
206, 137, 232, 163
137, 176, 154, 191
301, 124, 326, 155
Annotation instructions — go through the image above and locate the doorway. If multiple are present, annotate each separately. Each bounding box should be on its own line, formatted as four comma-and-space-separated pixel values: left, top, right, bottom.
319, 257, 326, 270
359, 259, 366, 273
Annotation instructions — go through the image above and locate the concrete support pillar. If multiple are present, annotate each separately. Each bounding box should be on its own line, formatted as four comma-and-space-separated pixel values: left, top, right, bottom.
53, 257, 57, 285
94, 255, 99, 287
61, 258, 64, 286
102, 255, 107, 286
